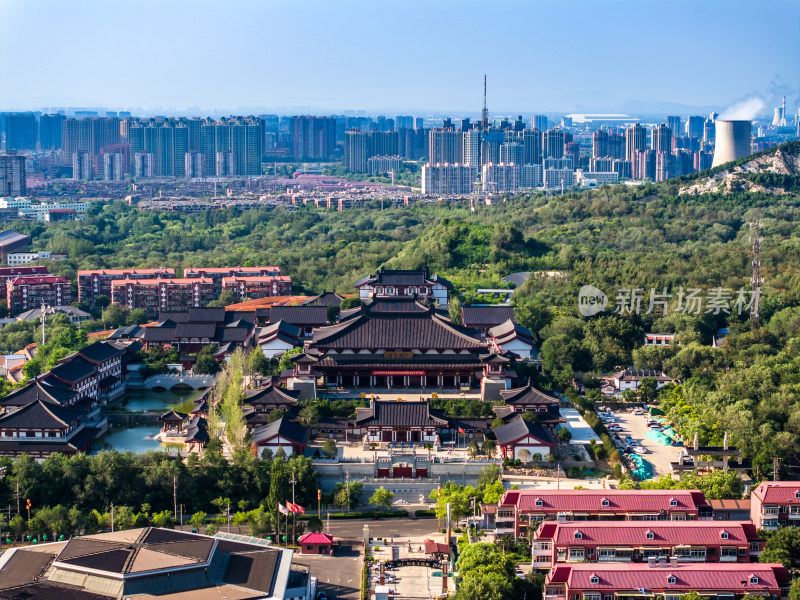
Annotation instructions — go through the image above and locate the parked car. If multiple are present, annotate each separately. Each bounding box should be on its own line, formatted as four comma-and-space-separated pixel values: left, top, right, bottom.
634, 445, 647, 453
515, 569, 526, 579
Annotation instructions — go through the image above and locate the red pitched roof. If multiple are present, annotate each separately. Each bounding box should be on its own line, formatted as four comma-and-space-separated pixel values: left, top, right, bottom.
501, 489, 707, 512
551, 562, 788, 592
541, 521, 757, 545
298, 533, 334, 545
752, 481, 800, 504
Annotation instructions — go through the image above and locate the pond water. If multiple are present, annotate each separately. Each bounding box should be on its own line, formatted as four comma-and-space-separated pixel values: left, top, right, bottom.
93, 388, 205, 454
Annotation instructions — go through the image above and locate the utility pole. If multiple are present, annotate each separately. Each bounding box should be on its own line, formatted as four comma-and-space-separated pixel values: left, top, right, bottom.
173, 476, 177, 520
345, 470, 350, 513
774, 457, 781, 481
41, 302, 46, 346
226, 502, 231, 533
14, 481, 20, 516
111, 503, 115, 532
749, 218, 764, 330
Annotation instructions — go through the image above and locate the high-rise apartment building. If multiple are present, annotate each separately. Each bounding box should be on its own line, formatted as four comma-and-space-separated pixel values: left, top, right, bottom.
625, 123, 647, 161
499, 142, 523, 165
215, 151, 236, 177
592, 130, 608, 158
39, 114, 65, 151
62, 117, 120, 158
542, 128, 565, 159
102, 153, 123, 181
185, 151, 204, 179
291, 116, 336, 160
72, 151, 91, 180
428, 129, 463, 164
532, 115, 548, 132
2, 113, 37, 150
522, 129, 542, 164
482, 163, 520, 192
344, 130, 368, 173
134, 153, 154, 178
666, 116, 681, 140
651, 124, 673, 154
421, 164, 476, 195
462, 129, 480, 167
686, 116, 705, 139
128, 119, 188, 177
0, 152, 26, 196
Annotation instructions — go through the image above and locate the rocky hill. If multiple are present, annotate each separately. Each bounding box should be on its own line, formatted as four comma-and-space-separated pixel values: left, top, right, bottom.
679, 141, 800, 195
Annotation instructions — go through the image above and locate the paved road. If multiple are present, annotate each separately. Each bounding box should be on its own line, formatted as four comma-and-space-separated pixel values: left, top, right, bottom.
294, 544, 363, 600
323, 517, 439, 541
610, 410, 681, 477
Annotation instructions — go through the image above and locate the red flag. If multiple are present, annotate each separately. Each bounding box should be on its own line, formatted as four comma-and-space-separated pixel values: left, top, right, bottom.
294, 503, 306, 514
458, 427, 465, 434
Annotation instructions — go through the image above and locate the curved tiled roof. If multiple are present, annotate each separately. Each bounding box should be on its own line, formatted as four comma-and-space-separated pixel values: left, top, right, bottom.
354, 400, 448, 427
499, 382, 559, 406
311, 309, 484, 350
0, 399, 82, 430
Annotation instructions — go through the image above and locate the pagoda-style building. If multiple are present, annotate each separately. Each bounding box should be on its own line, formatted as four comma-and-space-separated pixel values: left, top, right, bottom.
287, 297, 516, 399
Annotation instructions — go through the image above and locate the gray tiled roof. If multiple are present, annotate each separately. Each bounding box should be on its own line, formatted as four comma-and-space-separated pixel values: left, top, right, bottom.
311, 309, 484, 350
461, 306, 516, 328
354, 400, 449, 427
492, 415, 557, 446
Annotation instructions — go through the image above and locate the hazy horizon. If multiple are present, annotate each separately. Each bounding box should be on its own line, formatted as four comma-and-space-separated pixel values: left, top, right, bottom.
2, 0, 798, 117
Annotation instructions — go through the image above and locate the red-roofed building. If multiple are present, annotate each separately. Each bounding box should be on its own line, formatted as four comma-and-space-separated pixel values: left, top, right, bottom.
221, 275, 292, 300
7, 275, 70, 314
543, 562, 788, 600
184, 267, 281, 296
111, 278, 215, 318
750, 481, 800, 530
497, 489, 711, 538
298, 532, 335, 555
0, 266, 50, 296
78, 268, 176, 304
531, 520, 763, 568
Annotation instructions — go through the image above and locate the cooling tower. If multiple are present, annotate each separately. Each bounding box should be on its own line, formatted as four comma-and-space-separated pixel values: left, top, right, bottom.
711, 120, 752, 168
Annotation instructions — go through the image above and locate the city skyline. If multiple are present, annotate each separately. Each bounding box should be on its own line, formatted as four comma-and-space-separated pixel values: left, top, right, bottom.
2, 0, 799, 116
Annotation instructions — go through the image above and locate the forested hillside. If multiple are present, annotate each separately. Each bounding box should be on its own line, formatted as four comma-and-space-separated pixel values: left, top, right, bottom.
15, 141, 800, 474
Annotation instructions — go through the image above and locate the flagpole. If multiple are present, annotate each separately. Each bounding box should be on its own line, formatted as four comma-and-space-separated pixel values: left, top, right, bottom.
291, 472, 296, 549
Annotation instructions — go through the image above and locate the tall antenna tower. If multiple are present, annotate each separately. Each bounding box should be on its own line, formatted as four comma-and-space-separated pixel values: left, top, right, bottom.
749, 218, 764, 330
481, 75, 488, 133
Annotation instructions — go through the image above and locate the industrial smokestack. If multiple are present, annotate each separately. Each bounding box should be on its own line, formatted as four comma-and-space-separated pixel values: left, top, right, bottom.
711, 120, 752, 168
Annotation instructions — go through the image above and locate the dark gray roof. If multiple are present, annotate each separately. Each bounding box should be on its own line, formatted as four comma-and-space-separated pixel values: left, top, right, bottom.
216, 327, 250, 343
251, 417, 309, 446
499, 382, 559, 406
245, 384, 300, 407
501, 271, 531, 287
356, 268, 452, 288
187, 307, 226, 323
490, 319, 535, 344
50, 356, 97, 383
256, 320, 302, 345
492, 415, 557, 447
159, 409, 188, 422
175, 322, 217, 339
313, 353, 485, 369
109, 324, 143, 339
303, 291, 345, 307
76, 341, 125, 363
0, 549, 57, 590
0, 379, 75, 408
461, 306, 516, 328
157, 311, 190, 323
141, 327, 177, 342
311, 308, 484, 350
225, 310, 256, 325
268, 305, 328, 326
0, 399, 82, 430
355, 400, 449, 428
223, 548, 282, 594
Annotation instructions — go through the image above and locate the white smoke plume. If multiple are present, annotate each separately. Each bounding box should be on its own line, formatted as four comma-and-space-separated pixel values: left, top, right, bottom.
718, 97, 767, 121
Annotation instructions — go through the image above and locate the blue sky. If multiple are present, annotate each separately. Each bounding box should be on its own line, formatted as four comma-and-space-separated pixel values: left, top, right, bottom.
2, 0, 798, 116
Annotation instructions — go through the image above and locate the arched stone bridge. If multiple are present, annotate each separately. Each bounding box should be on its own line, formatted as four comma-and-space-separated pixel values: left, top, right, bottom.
144, 374, 217, 391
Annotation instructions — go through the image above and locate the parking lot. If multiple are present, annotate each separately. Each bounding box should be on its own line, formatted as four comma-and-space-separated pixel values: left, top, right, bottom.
601, 409, 682, 478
